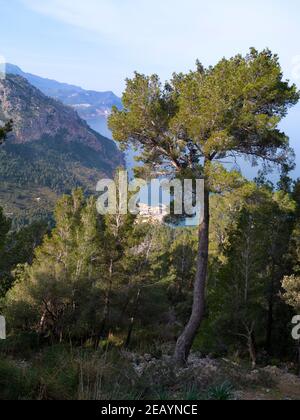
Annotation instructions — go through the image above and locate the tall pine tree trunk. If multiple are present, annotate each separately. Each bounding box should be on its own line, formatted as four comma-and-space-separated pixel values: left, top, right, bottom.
174, 185, 210, 365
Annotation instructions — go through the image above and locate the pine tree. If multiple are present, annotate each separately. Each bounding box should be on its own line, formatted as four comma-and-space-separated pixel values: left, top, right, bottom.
4, 190, 105, 341
0, 208, 11, 296
109, 49, 299, 364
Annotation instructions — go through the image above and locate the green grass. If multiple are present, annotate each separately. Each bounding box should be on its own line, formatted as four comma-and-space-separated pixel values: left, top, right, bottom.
0, 358, 37, 400
207, 381, 234, 400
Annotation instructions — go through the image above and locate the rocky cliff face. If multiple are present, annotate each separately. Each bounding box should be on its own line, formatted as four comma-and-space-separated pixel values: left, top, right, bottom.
0, 74, 121, 157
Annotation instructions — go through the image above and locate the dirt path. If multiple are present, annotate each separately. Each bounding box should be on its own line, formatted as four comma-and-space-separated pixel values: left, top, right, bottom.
236, 367, 300, 400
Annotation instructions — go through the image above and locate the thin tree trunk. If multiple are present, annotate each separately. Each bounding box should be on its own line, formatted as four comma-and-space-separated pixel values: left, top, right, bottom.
248, 331, 257, 369
266, 287, 274, 355
125, 289, 141, 348
266, 261, 275, 355
237, 323, 257, 369
243, 233, 251, 304
97, 259, 114, 346
125, 235, 153, 347
39, 310, 47, 334
174, 184, 210, 365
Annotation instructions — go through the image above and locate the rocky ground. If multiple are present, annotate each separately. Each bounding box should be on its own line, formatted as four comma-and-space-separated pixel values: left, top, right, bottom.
235, 366, 300, 400
2, 347, 300, 400
123, 351, 300, 400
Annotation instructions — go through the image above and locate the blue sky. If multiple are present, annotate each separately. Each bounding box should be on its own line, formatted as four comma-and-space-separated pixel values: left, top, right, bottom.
1, 0, 300, 176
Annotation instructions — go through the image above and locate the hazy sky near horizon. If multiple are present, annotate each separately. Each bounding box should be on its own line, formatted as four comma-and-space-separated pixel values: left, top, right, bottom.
1, 0, 300, 175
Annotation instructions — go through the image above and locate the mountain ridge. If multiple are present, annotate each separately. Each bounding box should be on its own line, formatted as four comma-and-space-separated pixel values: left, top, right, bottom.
0, 73, 124, 228
5, 64, 122, 122
0, 74, 116, 154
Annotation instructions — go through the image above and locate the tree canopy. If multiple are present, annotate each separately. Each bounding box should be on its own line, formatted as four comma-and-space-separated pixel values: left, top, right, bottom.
109, 49, 299, 178
109, 48, 300, 364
